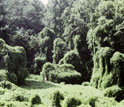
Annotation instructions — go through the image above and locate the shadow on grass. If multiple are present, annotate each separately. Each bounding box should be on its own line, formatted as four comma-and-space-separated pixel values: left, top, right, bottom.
21, 80, 59, 90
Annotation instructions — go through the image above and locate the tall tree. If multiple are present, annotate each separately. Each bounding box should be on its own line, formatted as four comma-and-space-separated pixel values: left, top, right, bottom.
44, 0, 75, 36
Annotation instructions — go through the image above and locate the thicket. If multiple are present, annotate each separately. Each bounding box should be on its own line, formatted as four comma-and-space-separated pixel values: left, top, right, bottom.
87, 0, 124, 90
41, 63, 83, 84
0, 38, 28, 85
0, 0, 124, 104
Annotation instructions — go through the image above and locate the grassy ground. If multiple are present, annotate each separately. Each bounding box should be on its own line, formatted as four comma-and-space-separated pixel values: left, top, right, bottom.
0, 74, 124, 107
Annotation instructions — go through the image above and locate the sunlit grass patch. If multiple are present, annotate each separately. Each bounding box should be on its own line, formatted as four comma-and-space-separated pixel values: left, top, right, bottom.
0, 74, 122, 107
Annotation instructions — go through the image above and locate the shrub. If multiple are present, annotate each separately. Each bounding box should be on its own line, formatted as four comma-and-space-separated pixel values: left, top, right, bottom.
82, 82, 91, 86
37, 27, 55, 63
0, 38, 29, 85
29, 94, 41, 106
62, 50, 88, 78
12, 93, 26, 102
33, 55, 47, 74
0, 88, 6, 95
0, 69, 9, 81
52, 38, 67, 64
104, 85, 124, 102
41, 63, 83, 84
60, 64, 75, 70
63, 96, 81, 107
63, 50, 83, 72
88, 96, 98, 107
49, 70, 82, 84
50, 90, 64, 107
41, 62, 55, 81
0, 81, 17, 90
8, 73, 18, 85
61, 50, 89, 81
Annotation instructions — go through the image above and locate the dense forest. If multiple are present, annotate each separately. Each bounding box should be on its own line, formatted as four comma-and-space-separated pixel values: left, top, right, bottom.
0, 0, 124, 106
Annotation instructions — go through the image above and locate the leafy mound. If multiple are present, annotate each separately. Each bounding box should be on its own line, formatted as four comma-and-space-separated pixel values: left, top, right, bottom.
0, 38, 28, 85
41, 63, 82, 84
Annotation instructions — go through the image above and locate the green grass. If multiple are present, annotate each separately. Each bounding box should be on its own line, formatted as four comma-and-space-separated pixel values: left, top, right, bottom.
0, 74, 123, 107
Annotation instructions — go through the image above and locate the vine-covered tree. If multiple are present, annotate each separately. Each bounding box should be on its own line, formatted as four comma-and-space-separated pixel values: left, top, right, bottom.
52, 38, 68, 64
87, 0, 124, 90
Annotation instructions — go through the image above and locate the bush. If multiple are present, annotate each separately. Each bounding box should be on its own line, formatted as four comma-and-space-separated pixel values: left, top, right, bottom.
8, 73, 18, 85
50, 90, 64, 107
63, 96, 81, 107
41, 63, 83, 84
63, 50, 83, 72
62, 50, 88, 77
33, 55, 47, 74
104, 85, 124, 101
61, 50, 89, 81
29, 94, 41, 106
0, 88, 6, 95
87, 96, 98, 107
49, 70, 82, 84
0, 81, 17, 90
82, 82, 91, 86
12, 93, 26, 102
52, 38, 67, 64
37, 27, 55, 63
0, 69, 9, 82
0, 38, 29, 85
41, 62, 55, 81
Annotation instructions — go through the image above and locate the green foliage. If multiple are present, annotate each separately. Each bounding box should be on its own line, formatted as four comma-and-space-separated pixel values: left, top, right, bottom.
44, 0, 72, 36
29, 94, 41, 106
104, 85, 124, 102
63, 50, 82, 71
41, 62, 55, 81
0, 38, 29, 85
0, 81, 17, 90
88, 0, 124, 89
0, 74, 121, 107
0, 87, 6, 95
41, 63, 83, 84
110, 52, 124, 87
82, 82, 91, 86
0, 101, 29, 107
58, 58, 64, 65
37, 27, 55, 64
50, 90, 64, 107
77, 104, 91, 107
33, 55, 47, 74
12, 93, 27, 102
87, 96, 98, 107
8, 73, 18, 85
62, 50, 88, 81
110, 52, 124, 66
0, 69, 9, 82
53, 38, 68, 64
73, 35, 82, 52
38, 27, 55, 38
63, 96, 81, 107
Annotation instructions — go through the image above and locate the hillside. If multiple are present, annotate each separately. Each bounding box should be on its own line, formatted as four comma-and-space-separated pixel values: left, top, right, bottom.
0, 74, 123, 107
